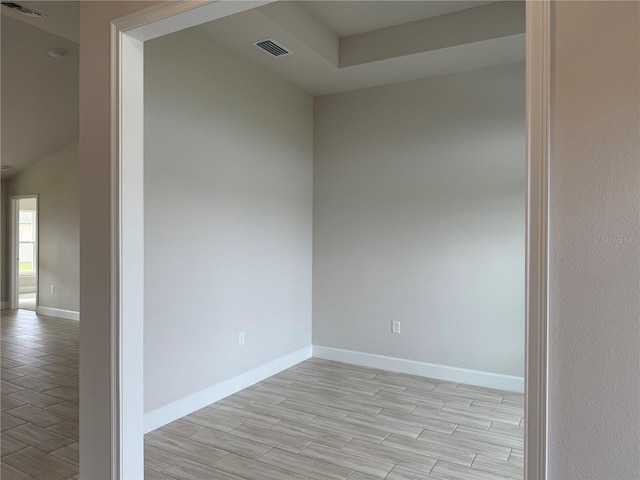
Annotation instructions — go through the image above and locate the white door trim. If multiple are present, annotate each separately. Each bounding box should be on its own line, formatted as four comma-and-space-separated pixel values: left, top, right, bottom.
9, 194, 39, 311
524, 1, 551, 479
110, 1, 551, 478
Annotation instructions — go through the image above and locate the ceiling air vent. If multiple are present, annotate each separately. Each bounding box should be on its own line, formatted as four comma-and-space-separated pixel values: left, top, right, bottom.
1, 2, 47, 18
252, 39, 292, 58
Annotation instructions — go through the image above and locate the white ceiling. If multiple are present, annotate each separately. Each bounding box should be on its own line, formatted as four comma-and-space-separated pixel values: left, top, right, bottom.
1, 1, 78, 43
300, 0, 493, 36
191, 1, 525, 96
0, 0, 522, 178
1, 14, 79, 179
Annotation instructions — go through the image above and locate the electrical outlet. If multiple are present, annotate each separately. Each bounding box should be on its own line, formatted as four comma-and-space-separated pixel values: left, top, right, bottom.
392, 321, 401, 334
239, 331, 245, 346
50, 285, 55, 294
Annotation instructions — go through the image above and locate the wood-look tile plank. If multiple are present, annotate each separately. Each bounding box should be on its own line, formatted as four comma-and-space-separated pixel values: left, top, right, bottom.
341, 412, 423, 439
1, 461, 38, 479
307, 415, 389, 443
146, 431, 229, 467
382, 434, 475, 467
5, 405, 67, 428
4, 423, 75, 453
299, 442, 394, 479
269, 419, 352, 449
411, 405, 492, 430
342, 438, 437, 473
205, 404, 281, 427
213, 452, 307, 480
472, 454, 523, 479
144, 444, 183, 472
7, 376, 61, 393
278, 399, 350, 420
1, 381, 25, 394
3, 447, 77, 480
417, 428, 512, 459
50, 442, 79, 466
163, 459, 244, 480
1, 396, 26, 412
2, 369, 24, 381
1, 434, 29, 456
431, 459, 514, 480
7, 390, 63, 409
159, 419, 206, 438
228, 422, 311, 453
144, 467, 177, 480
244, 401, 316, 424
46, 419, 78, 441
452, 425, 524, 450
189, 428, 272, 459
180, 410, 242, 433
385, 465, 444, 480
375, 409, 457, 435
258, 447, 353, 480
1, 413, 26, 431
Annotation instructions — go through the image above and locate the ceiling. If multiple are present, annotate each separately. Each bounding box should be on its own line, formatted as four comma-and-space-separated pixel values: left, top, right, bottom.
0, 0, 523, 178
190, 1, 525, 96
300, 1, 494, 36
1, 0, 78, 43
1, 11, 79, 179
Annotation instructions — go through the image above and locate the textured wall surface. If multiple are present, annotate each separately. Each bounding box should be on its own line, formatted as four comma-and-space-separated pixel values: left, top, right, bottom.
549, 2, 640, 479
7, 141, 80, 312
145, 29, 313, 413
314, 64, 526, 377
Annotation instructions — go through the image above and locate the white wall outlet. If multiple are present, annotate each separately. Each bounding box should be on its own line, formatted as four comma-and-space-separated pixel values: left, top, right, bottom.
239, 331, 245, 346
50, 285, 55, 294
392, 321, 401, 334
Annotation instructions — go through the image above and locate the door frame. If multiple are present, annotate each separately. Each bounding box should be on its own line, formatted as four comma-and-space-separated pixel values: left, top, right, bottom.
9, 194, 39, 311
109, 1, 550, 478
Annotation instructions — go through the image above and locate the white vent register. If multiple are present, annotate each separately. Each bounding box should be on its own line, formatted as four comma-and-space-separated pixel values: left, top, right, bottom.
252, 39, 293, 58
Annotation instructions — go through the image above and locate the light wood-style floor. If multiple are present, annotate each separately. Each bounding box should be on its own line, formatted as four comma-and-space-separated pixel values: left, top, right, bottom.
1, 309, 79, 480
1, 309, 524, 479
145, 359, 524, 480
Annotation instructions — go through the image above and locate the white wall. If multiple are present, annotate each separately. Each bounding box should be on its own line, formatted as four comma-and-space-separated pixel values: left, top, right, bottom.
144, 29, 313, 413
7, 141, 80, 312
79, 3, 160, 477
313, 63, 525, 377
549, 2, 640, 479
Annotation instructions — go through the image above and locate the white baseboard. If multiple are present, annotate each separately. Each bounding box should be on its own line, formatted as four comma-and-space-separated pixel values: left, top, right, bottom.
144, 346, 312, 433
312, 345, 524, 393
0, 301, 9, 310
36, 306, 80, 321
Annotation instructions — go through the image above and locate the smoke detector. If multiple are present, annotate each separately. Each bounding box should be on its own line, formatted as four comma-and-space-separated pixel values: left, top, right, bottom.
1, 2, 46, 18
48, 48, 69, 58
252, 39, 293, 58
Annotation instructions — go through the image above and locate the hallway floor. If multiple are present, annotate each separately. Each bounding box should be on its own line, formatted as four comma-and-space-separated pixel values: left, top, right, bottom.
1, 309, 79, 480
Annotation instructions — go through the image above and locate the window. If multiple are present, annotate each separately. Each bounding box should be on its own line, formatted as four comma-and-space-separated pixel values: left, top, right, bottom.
19, 211, 36, 274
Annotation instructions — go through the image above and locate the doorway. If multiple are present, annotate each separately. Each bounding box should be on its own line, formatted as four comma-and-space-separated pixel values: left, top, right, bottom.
10, 195, 39, 311
102, 1, 550, 479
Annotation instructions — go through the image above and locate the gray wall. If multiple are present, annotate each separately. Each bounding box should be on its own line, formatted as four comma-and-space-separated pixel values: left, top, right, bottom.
549, 2, 640, 478
144, 30, 313, 413
5, 141, 80, 312
313, 63, 525, 377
